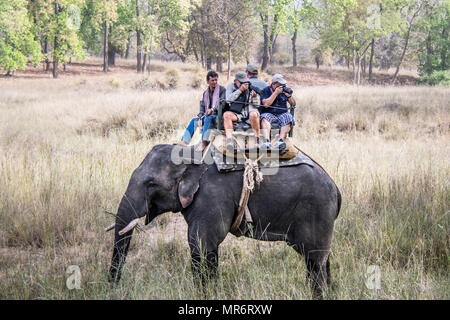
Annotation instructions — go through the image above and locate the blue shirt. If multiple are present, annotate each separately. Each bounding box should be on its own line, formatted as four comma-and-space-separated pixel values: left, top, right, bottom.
261, 86, 289, 115
248, 77, 268, 94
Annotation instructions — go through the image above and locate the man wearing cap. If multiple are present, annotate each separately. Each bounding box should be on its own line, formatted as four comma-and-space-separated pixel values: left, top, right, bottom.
260, 73, 296, 150
224, 71, 261, 150
178, 71, 226, 152
246, 63, 268, 94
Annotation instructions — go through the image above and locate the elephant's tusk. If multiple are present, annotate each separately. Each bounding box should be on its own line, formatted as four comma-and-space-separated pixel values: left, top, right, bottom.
105, 223, 115, 232
118, 218, 140, 236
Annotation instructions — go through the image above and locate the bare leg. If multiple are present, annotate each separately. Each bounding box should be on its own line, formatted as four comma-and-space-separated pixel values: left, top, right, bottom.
195, 140, 209, 152
223, 111, 238, 140
279, 123, 292, 140
249, 111, 260, 139
261, 118, 271, 141
176, 141, 188, 147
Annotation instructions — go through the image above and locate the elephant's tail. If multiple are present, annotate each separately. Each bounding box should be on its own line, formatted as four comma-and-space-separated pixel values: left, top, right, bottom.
335, 187, 342, 219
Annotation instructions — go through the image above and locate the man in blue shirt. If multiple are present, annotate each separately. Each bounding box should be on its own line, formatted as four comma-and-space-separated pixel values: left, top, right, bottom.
260, 73, 296, 149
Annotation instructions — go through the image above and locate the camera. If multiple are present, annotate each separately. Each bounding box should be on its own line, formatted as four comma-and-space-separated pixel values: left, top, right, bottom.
281, 85, 293, 95
242, 81, 262, 95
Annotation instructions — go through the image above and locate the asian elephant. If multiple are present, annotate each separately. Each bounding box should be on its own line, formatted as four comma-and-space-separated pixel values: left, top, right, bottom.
108, 144, 341, 298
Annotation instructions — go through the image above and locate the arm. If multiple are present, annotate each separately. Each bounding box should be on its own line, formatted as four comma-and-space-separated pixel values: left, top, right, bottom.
197, 99, 205, 118
250, 93, 260, 108
286, 95, 295, 107
226, 83, 242, 102
262, 86, 283, 107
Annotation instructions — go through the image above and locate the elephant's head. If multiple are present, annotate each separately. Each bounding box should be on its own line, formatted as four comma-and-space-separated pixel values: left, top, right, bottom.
108, 144, 207, 282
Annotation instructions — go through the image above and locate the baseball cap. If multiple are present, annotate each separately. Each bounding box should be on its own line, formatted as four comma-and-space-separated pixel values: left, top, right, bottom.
271, 73, 287, 85
246, 63, 259, 74
235, 71, 250, 83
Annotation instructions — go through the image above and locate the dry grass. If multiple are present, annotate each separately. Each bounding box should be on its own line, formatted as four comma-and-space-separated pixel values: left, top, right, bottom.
0, 61, 449, 299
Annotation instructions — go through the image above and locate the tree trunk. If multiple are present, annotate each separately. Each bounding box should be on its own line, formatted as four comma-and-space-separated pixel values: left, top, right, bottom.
53, 3, 59, 78
125, 32, 131, 59
440, 26, 447, 70
43, 37, 50, 72
261, 15, 269, 71
362, 56, 366, 75
136, 0, 142, 72
392, 3, 422, 84
107, 25, 115, 66
357, 56, 361, 86
103, 20, 108, 72
216, 56, 223, 72
292, 29, 297, 67
369, 38, 374, 82
227, 44, 232, 80
352, 51, 357, 85
142, 53, 147, 72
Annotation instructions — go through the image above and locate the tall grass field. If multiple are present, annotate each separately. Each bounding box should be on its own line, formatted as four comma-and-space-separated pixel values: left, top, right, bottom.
0, 62, 448, 299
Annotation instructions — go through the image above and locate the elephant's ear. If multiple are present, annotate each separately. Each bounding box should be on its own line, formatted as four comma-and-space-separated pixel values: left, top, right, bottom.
178, 164, 208, 208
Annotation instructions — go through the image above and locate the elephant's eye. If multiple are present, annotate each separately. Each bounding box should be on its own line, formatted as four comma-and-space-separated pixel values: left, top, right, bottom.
145, 178, 157, 187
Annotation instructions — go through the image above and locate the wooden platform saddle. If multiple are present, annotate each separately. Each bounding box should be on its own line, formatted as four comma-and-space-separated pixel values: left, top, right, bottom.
206, 133, 315, 234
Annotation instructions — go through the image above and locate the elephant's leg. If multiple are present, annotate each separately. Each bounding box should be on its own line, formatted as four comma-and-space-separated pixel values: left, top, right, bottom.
326, 256, 331, 286
304, 249, 329, 300
187, 220, 227, 288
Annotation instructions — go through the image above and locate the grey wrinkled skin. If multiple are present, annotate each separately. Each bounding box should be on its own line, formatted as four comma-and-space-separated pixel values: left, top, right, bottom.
108, 144, 341, 299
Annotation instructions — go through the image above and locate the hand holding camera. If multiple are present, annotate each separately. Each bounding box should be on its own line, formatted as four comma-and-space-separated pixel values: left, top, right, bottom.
239, 82, 249, 92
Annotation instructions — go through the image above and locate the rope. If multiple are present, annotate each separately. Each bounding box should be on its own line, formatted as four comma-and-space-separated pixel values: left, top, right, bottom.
243, 157, 263, 191
230, 152, 263, 234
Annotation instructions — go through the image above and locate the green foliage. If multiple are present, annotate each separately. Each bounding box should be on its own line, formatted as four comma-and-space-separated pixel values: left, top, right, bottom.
0, 0, 42, 74
415, 0, 449, 77
418, 70, 450, 86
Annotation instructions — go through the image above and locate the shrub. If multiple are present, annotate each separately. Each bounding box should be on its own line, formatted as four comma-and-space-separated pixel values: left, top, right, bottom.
418, 70, 450, 86
108, 78, 121, 88
165, 69, 180, 89
271, 52, 292, 65
191, 70, 204, 88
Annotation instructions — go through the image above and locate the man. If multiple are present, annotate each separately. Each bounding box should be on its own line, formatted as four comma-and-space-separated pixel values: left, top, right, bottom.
260, 73, 296, 149
178, 71, 226, 152
224, 71, 261, 150
245, 63, 268, 94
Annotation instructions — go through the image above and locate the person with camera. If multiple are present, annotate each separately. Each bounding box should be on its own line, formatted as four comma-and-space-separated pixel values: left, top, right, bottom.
177, 71, 226, 152
260, 73, 296, 150
224, 71, 261, 151
245, 63, 268, 94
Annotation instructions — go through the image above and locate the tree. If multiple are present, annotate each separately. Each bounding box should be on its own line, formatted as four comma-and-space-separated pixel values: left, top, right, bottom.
392, 0, 424, 84
0, 0, 41, 75
415, 0, 449, 79
29, 0, 87, 78
213, 0, 254, 79
255, 0, 291, 70
157, 0, 193, 62
287, 0, 317, 67
316, 0, 401, 85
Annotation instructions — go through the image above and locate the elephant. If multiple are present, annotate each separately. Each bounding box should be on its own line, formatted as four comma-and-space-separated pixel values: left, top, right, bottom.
108, 144, 342, 298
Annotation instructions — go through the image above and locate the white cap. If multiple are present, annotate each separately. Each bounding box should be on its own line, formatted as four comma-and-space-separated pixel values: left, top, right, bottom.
271, 73, 287, 85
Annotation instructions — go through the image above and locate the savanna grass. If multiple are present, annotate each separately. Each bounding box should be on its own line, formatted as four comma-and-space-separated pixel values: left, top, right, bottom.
0, 65, 448, 299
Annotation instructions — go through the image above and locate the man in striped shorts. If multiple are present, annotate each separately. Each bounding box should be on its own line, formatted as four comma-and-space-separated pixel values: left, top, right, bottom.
260, 74, 296, 149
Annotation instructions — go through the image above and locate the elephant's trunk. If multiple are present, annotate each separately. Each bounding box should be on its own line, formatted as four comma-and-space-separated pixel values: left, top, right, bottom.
108, 189, 148, 283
